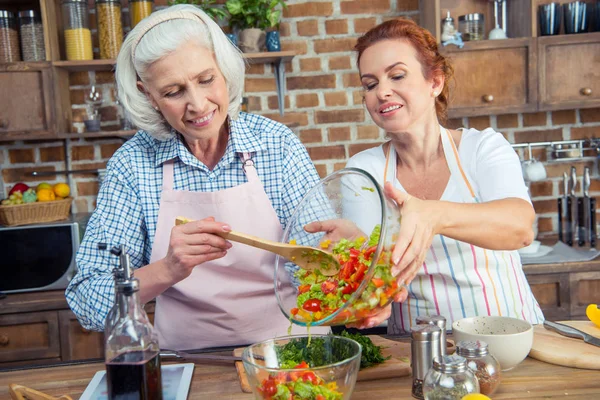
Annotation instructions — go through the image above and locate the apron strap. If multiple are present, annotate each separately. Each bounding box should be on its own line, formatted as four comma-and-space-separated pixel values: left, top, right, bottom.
162, 159, 175, 191
239, 152, 259, 182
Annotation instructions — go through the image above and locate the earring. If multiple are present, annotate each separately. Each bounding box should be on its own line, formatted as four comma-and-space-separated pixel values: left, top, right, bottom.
432, 92, 438, 97
154, 106, 159, 111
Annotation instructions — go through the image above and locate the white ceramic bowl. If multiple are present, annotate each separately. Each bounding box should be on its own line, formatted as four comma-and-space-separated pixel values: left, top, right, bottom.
452, 316, 533, 371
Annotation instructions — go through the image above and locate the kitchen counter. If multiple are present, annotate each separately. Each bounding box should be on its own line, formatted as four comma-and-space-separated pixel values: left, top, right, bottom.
1, 348, 599, 399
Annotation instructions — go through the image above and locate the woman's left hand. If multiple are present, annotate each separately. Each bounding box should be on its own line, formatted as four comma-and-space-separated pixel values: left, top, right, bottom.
384, 181, 441, 286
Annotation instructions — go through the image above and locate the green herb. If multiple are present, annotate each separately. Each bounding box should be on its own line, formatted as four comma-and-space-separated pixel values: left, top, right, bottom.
361, 186, 375, 192
166, 0, 228, 21
338, 330, 390, 368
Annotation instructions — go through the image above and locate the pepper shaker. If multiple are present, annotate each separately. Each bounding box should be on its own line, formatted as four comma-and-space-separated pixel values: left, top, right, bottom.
416, 315, 447, 357
411, 324, 442, 399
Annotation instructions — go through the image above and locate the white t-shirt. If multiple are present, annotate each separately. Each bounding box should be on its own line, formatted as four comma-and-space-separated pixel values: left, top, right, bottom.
346, 127, 531, 205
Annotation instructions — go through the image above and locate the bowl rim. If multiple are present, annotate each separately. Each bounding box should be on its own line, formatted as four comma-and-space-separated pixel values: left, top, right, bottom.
274, 167, 391, 327
241, 334, 363, 372
452, 316, 534, 336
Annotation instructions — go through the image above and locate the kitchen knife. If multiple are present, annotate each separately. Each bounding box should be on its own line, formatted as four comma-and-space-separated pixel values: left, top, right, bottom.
558, 197, 563, 242
578, 168, 587, 246
566, 170, 573, 246
543, 320, 600, 347
160, 350, 242, 363
584, 167, 592, 247
591, 197, 597, 248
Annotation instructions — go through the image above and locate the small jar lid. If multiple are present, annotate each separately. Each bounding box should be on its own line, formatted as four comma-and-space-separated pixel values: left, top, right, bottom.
18, 10, 39, 18
96, 0, 122, 3
62, 0, 88, 3
416, 315, 447, 329
0, 10, 16, 19
433, 354, 468, 373
411, 324, 441, 341
456, 340, 489, 357
458, 13, 484, 22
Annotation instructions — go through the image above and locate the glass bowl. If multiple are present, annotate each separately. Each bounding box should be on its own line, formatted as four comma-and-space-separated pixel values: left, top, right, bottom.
275, 167, 402, 327
242, 334, 362, 400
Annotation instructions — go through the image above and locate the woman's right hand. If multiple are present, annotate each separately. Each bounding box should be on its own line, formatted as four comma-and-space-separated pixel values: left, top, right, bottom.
163, 217, 232, 283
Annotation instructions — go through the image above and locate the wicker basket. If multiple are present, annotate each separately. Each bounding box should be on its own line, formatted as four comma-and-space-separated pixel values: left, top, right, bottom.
0, 197, 73, 226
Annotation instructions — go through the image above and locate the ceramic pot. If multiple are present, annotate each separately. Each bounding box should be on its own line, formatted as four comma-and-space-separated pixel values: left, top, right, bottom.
266, 30, 281, 52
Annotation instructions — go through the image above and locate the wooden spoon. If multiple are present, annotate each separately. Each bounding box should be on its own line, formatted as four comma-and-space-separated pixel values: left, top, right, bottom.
175, 217, 340, 275
9, 384, 73, 400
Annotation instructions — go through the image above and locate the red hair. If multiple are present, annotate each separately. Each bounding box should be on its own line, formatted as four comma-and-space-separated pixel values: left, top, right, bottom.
355, 18, 454, 123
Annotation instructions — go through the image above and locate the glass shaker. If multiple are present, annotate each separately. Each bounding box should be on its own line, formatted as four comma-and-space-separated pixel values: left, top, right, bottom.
459, 13, 485, 41
456, 340, 501, 396
0, 10, 21, 62
19, 10, 46, 61
96, 0, 123, 59
62, 0, 93, 60
129, 0, 154, 29
423, 354, 479, 400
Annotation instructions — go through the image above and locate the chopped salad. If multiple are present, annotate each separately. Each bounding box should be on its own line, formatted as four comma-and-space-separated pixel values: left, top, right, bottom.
257, 361, 342, 400
290, 225, 400, 325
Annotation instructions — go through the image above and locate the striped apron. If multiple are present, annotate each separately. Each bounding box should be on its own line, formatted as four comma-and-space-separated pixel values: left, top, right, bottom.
387, 127, 544, 335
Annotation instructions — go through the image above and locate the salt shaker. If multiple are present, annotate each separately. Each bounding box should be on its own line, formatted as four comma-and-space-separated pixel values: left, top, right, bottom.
416, 315, 447, 357
411, 324, 442, 399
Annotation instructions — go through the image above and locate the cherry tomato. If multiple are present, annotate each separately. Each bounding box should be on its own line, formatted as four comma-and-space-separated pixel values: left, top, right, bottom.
302, 371, 320, 385
321, 280, 337, 294
290, 308, 299, 315
302, 299, 322, 312
261, 378, 277, 397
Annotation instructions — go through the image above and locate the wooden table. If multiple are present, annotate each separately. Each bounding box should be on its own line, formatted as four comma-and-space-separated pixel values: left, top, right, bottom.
1, 355, 599, 399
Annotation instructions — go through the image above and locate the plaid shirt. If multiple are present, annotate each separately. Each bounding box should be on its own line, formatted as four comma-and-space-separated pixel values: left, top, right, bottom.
66, 112, 321, 331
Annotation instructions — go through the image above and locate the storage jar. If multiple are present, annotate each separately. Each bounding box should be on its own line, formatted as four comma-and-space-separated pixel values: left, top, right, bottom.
456, 340, 502, 396
0, 10, 21, 62
62, 0, 93, 60
96, 0, 123, 59
129, 0, 153, 29
423, 354, 479, 400
19, 10, 46, 61
459, 13, 485, 41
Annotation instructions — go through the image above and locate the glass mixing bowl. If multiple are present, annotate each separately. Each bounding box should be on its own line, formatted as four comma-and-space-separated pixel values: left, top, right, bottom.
275, 167, 402, 327
242, 334, 361, 400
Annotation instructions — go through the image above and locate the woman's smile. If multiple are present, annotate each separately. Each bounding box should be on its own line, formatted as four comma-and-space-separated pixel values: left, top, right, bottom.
187, 110, 216, 127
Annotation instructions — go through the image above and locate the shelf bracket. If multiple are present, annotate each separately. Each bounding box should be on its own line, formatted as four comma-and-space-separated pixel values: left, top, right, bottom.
272, 59, 286, 116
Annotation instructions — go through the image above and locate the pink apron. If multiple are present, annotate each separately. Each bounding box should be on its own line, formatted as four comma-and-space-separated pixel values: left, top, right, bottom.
150, 153, 326, 350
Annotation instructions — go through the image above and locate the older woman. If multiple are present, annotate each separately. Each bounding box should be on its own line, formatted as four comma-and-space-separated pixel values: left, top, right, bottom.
342, 18, 544, 333
66, 4, 327, 350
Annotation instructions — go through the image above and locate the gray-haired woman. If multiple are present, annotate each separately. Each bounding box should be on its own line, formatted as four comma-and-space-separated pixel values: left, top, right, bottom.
66, 4, 328, 350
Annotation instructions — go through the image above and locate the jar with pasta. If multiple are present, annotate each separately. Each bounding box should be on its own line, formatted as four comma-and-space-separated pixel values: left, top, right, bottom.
62, 0, 93, 60
0, 10, 21, 62
19, 10, 46, 62
129, 0, 153, 29
96, 0, 123, 59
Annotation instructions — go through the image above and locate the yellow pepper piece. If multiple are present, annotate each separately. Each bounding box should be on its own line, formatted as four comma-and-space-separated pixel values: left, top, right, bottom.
586, 304, 600, 328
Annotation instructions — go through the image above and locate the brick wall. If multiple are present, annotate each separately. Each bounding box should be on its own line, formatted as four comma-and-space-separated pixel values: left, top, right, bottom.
1, 0, 600, 239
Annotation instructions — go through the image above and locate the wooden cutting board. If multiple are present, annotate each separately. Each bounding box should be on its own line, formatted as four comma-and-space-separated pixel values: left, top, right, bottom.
233, 335, 411, 393
529, 320, 600, 370
233, 335, 455, 393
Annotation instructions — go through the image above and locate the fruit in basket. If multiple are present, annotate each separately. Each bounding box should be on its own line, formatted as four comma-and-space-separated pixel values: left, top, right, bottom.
2, 191, 24, 205
8, 183, 29, 196
37, 188, 56, 202
23, 188, 37, 203
53, 183, 70, 199
36, 182, 52, 192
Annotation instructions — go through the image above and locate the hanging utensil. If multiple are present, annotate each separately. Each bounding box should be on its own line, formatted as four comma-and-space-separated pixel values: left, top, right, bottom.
579, 168, 587, 246
566, 170, 574, 246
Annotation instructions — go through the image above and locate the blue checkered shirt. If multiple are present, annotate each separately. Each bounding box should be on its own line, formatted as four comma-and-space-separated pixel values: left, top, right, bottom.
66, 112, 321, 331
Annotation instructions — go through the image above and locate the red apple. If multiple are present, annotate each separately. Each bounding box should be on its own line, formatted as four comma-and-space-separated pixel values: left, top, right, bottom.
8, 182, 29, 196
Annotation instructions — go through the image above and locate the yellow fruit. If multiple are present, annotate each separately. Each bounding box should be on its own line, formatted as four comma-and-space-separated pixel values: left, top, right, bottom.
36, 182, 52, 192
586, 304, 600, 329
37, 188, 56, 202
53, 183, 70, 198
461, 395, 491, 400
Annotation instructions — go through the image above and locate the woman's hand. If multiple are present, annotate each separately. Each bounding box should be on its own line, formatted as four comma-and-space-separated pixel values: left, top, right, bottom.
303, 219, 365, 246
163, 217, 232, 283
385, 181, 441, 286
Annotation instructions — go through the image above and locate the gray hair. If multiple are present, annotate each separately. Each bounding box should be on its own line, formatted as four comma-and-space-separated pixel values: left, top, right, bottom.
115, 4, 245, 140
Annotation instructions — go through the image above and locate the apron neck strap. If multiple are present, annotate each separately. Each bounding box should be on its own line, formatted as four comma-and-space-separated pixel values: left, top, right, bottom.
162, 159, 175, 190
239, 152, 259, 182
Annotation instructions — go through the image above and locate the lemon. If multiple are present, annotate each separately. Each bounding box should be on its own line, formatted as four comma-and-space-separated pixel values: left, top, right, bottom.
36, 182, 52, 192
53, 183, 70, 198
37, 188, 56, 202
461, 394, 492, 400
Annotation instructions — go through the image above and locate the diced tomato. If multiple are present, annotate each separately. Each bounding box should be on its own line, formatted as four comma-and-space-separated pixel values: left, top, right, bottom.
316, 395, 326, 400
261, 378, 277, 397
302, 299, 322, 312
372, 277, 385, 288
294, 361, 309, 369
353, 264, 367, 282
363, 245, 377, 258
341, 282, 358, 295
290, 307, 299, 315
321, 280, 337, 294
349, 248, 361, 258
298, 284, 311, 294
302, 371, 319, 385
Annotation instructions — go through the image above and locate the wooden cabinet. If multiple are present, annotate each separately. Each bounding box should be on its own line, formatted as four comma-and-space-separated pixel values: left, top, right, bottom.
0, 311, 60, 363
58, 310, 104, 361
443, 39, 537, 118
538, 33, 600, 111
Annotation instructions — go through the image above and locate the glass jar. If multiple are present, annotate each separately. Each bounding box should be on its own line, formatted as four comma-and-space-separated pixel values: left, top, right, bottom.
96, 0, 123, 59
0, 10, 21, 62
129, 0, 153, 29
62, 0, 93, 60
456, 340, 502, 396
19, 10, 46, 61
423, 355, 479, 400
459, 13, 485, 41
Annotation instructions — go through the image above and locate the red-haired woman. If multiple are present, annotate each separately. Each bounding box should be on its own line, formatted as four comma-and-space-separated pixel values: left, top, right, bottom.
346, 18, 544, 333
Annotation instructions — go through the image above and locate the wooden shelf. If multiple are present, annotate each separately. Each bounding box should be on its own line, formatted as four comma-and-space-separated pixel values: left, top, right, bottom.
51, 51, 297, 71
0, 130, 136, 142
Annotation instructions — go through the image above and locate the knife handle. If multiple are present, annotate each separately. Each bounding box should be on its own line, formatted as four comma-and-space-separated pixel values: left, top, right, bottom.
578, 197, 586, 246
558, 198, 563, 242
591, 197, 597, 248
544, 320, 587, 341
566, 197, 573, 246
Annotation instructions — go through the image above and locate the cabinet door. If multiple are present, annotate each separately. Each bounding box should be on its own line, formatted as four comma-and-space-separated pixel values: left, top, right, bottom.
443, 38, 537, 118
527, 273, 570, 320
58, 310, 104, 361
569, 271, 600, 319
0, 63, 55, 138
539, 33, 600, 111
0, 311, 60, 363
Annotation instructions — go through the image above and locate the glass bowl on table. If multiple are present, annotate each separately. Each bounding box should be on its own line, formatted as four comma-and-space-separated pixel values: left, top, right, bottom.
275, 167, 402, 327
242, 334, 362, 400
